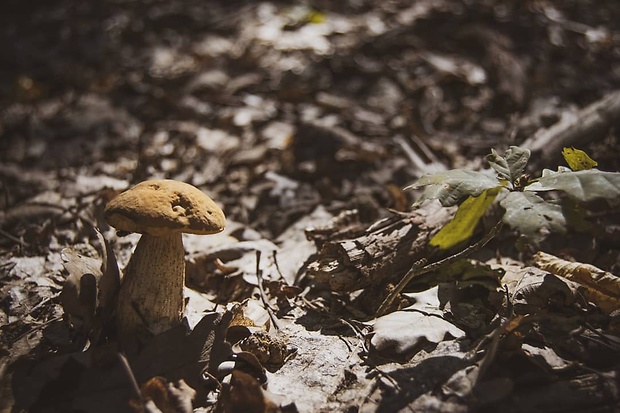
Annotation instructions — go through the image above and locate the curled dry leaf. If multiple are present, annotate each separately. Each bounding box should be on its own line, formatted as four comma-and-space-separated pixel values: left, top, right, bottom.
533, 251, 620, 314
501, 265, 579, 314
130, 377, 196, 413
59, 227, 120, 340
236, 332, 293, 370
217, 370, 279, 413
229, 298, 271, 332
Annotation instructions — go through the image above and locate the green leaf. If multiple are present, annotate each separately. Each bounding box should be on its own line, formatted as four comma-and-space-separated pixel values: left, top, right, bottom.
486, 146, 531, 183
500, 192, 566, 244
430, 187, 500, 249
526, 169, 620, 202
561, 198, 592, 232
405, 260, 503, 292
562, 147, 598, 171
409, 169, 501, 207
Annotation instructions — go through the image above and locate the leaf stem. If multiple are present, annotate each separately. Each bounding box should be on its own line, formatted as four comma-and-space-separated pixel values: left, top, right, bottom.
376, 220, 504, 317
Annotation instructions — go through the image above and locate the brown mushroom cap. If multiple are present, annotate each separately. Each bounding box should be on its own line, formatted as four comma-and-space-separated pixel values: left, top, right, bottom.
104, 179, 225, 237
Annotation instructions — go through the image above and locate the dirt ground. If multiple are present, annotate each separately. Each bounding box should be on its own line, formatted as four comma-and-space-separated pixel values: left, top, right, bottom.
1, 1, 620, 412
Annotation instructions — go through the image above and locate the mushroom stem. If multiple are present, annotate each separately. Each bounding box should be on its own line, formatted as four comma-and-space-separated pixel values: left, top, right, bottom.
116, 232, 185, 340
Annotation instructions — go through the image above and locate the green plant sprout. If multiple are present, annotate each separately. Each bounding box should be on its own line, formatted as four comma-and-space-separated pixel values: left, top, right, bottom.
376, 146, 618, 316
409, 146, 620, 249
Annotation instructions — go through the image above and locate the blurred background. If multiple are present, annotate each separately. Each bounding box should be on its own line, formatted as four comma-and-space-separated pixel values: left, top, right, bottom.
1, 0, 619, 238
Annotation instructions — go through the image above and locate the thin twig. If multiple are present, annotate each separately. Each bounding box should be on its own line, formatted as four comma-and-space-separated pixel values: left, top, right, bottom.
0, 228, 30, 247
11, 316, 62, 345
117, 352, 143, 402
376, 220, 503, 317
271, 250, 285, 281
255, 250, 281, 330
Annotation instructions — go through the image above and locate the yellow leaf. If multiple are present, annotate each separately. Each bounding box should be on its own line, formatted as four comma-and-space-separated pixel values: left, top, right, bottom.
430, 187, 500, 249
308, 11, 326, 24
562, 147, 598, 171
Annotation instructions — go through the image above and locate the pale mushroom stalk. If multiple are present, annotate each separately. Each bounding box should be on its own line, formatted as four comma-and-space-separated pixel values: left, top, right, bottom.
104, 179, 225, 348
117, 232, 185, 337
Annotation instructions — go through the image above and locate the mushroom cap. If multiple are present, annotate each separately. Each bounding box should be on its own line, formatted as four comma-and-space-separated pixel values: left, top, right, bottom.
104, 179, 225, 237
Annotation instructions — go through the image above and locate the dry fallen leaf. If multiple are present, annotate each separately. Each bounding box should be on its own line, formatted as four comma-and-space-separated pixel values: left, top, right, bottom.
500, 265, 580, 314
130, 376, 196, 413
59, 227, 120, 341
216, 369, 283, 413
533, 251, 620, 314
227, 298, 272, 345
369, 308, 465, 362
9, 312, 233, 412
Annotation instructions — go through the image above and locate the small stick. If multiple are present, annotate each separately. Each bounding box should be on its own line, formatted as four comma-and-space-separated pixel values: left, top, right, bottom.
0, 228, 30, 247
117, 352, 143, 402
271, 250, 286, 281
522, 89, 620, 165
255, 250, 281, 330
376, 220, 503, 317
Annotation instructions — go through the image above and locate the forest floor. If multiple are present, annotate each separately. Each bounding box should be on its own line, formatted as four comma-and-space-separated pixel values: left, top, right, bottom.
1, 1, 620, 412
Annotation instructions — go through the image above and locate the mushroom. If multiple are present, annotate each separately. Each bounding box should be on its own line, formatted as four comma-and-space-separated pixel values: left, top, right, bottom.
104, 179, 225, 343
